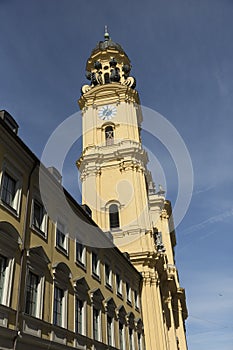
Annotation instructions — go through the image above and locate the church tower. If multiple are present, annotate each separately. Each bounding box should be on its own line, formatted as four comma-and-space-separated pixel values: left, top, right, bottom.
77, 29, 188, 350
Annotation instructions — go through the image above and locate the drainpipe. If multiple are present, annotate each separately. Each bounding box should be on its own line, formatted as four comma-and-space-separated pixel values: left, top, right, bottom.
13, 159, 38, 350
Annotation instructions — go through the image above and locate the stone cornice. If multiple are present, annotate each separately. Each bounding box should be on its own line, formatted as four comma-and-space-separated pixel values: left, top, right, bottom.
78, 83, 140, 109
77, 140, 149, 177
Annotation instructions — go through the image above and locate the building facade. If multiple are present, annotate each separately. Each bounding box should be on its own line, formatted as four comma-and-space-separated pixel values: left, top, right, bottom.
0, 110, 144, 350
77, 31, 188, 350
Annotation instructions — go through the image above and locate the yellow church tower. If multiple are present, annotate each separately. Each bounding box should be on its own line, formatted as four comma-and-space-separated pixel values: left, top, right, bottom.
77, 29, 188, 350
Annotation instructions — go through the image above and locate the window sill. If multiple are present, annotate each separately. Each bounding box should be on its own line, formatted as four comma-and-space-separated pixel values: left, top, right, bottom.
75, 260, 86, 272
117, 292, 123, 300
127, 300, 132, 306
55, 245, 68, 257
31, 225, 47, 240
92, 273, 101, 283
0, 200, 19, 219
105, 283, 113, 292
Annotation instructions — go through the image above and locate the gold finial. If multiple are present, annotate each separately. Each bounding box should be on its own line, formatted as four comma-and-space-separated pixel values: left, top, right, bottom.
104, 25, 110, 40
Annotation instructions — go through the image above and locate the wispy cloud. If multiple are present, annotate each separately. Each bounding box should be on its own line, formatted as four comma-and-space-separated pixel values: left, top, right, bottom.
192, 184, 216, 196
187, 329, 233, 350
182, 209, 233, 235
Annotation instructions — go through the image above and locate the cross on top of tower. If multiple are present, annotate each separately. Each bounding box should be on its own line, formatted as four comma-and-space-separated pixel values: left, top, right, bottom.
104, 25, 110, 41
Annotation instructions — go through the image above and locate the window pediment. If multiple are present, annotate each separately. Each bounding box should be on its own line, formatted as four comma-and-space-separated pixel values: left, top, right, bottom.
27, 246, 50, 274
74, 277, 89, 300
0, 221, 21, 257
90, 288, 104, 306
52, 262, 72, 287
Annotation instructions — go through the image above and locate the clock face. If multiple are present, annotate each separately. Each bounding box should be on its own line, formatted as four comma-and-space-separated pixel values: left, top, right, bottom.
98, 105, 117, 121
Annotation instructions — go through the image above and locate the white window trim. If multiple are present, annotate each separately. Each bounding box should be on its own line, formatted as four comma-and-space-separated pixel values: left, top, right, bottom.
134, 290, 139, 310
116, 272, 122, 296
91, 251, 100, 279
31, 197, 48, 237
129, 327, 135, 350
92, 306, 102, 342
106, 314, 115, 347
137, 332, 143, 350
25, 268, 45, 319
55, 220, 68, 254
0, 226, 20, 307
75, 296, 86, 336
53, 284, 68, 328
0, 164, 22, 215
75, 240, 86, 267
119, 321, 125, 350
126, 282, 132, 303
0, 255, 14, 306
105, 261, 112, 288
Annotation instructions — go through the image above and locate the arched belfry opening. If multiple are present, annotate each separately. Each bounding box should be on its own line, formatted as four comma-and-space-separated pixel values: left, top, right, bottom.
109, 204, 120, 229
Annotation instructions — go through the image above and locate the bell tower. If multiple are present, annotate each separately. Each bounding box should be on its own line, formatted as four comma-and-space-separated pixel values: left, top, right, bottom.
77, 29, 188, 350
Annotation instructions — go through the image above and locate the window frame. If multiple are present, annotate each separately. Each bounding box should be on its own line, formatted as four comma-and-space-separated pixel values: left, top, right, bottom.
134, 290, 139, 310
31, 198, 48, 237
0, 166, 22, 215
75, 240, 86, 267
92, 251, 100, 279
0, 253, 15, 307
109, 203, 120, 230
0, 254, 7, 304
105, 125, 114, 146
56, 221, 68, 254
53, 285, 65, 327
25, 269, 43, 318
52, 263, 70, 330
126, 281, 132, 304
93, 306, 101, 341
107, 314, 114, 346
116, 272, 122, 297
129, 327, 135, 350
75, 296, 86, 335
119, 320, 125, 350
105, 262, 112, 288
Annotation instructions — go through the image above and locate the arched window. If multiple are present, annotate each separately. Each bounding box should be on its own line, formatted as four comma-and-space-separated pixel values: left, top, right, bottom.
109, 204, 120, 229
105, 126, 114, 146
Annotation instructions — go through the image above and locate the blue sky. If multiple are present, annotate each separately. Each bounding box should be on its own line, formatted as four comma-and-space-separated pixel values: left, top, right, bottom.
1, 0, 233, 348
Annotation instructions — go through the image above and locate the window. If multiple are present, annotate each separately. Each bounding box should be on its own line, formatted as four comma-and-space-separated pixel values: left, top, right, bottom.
92, 252, 100, 278
129, 328, 135, 350
119, 321, 125, 350
134, 290, 139, 309
107, 315, 114, 346
52, 262, 70, 329
25, 271, 39, 317
126, 282, 131, 303
105, 263, 112, 287
53, 286, 65, 327
116, 273, 122, 296
32, 199, 47, 235
93, 307, 100, 341
105, 126, 114, 146
56, 221, 67, 252
76, 241, 86, 266
0, 255, 7, 304
90, 288, 104, 342
75, 297, 85, 335
137, 333, 142, 350
0, 171, 20, 212
109, 204, 120, 229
